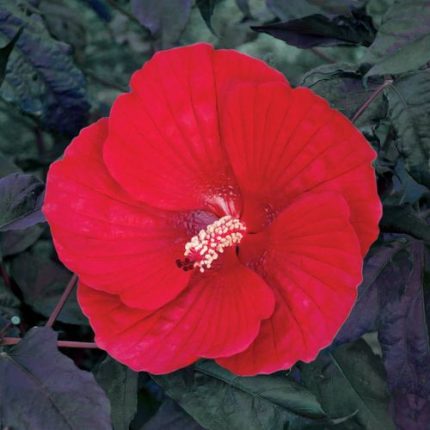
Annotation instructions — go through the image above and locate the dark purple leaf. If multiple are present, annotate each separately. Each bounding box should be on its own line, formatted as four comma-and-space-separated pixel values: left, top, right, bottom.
335, 240, 409, 345
379, 242, 430, 429
130, 0, 192, 48
0, 2, 90, 135
0, 326, 111, 430
252, 9, 376, 49
0, 173, 45, 232
0, 224, 44, 257
335, 239, 430, 429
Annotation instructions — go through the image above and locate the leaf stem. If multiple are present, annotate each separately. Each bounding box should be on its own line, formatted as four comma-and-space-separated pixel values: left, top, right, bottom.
84, 68, 128, 92
351, 78, 393, 123
310, 47, 336, 64
0, 264, 12, 288
106, 0, 149, 34
0, 337, 98, 349
46, 274, 78, 328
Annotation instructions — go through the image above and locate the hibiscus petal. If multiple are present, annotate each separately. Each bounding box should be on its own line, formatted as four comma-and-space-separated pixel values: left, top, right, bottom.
220, 81, 381, 254
78, 255, 275, 373
43, 119, 192, 311
217, 192, 363, 375
103, 43, 286, 215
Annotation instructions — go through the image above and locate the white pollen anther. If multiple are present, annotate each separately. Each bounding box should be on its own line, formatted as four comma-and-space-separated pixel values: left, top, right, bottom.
184, 216, 246, 273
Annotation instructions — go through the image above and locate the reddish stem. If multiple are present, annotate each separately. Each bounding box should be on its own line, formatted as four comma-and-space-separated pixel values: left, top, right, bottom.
0, 264, 12, 288
351, 78, 393, 123
1, 337, 98, 349
310, 47, 336, 64
46, 274, 78, 327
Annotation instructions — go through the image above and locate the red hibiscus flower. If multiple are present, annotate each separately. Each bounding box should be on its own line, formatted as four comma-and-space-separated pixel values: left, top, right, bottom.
43, 43, 381, 375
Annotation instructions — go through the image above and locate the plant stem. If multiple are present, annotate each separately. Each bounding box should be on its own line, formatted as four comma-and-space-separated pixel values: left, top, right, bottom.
34, 127, 46, 156
0, 264, 12, 288
106, 0, 148, 32
351, 78, 393, 123
46, 274, 78, 327
0, 337, 98, 349
310, 47, 336, 64
84, 68, 128, 92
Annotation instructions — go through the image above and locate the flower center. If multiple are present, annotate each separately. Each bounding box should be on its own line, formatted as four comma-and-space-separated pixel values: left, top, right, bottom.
176, 215, 246, 273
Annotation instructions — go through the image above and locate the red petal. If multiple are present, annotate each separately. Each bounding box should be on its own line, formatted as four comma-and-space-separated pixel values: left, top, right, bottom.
103, 43, 286, 215
221, 81, 381, 254
43, 119, 192, 311
217, 192, 363, 375
78, 255, 275, 373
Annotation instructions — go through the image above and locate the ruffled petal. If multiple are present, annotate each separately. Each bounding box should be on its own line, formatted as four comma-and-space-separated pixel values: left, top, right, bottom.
217, 192, 363, 375
43, 119, 192, 311
220, 81, 381, 254
103, 43, 286, 215
78, 255, 275, 373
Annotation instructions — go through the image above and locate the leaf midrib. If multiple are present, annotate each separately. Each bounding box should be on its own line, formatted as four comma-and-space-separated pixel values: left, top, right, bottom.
195, 364, 326, 418
1, 353, 75, 430
328, 352, 389, 428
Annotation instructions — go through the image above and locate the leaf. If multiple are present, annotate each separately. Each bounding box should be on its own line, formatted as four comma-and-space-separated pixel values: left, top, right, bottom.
153, 360, 329, 430
0, 27, 21, 85
10, 241, 87, 325
86, 0, 112, 22
301, 339, 395, 430
131, 0, 193, 48
0, 173, 45, 232
335, 239, 411, 345
364, 0, 430, 77
266, 0, 321, 20
380, 205, 430, 242
252, 9, 376, 48
301, 64, 387, 123
266, 0, 366, 20
94, 356, 138, 430
383, 159, 429, 206
142, 398, 205, 430
0, 326, 111, 429
0, 224, 45, 258
0, 276, 20, 321
334, 239, 430, 428
0, 1, 89, 135
39, 0, 87, 56
386, 71, 430, 188
235, 0, 251, 19
196, 0, 222, 32
0, 150, 19, 178
378, 241, 430, 429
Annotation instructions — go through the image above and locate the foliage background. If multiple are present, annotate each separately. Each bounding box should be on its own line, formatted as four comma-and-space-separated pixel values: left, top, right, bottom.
0, 0, 430, 429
